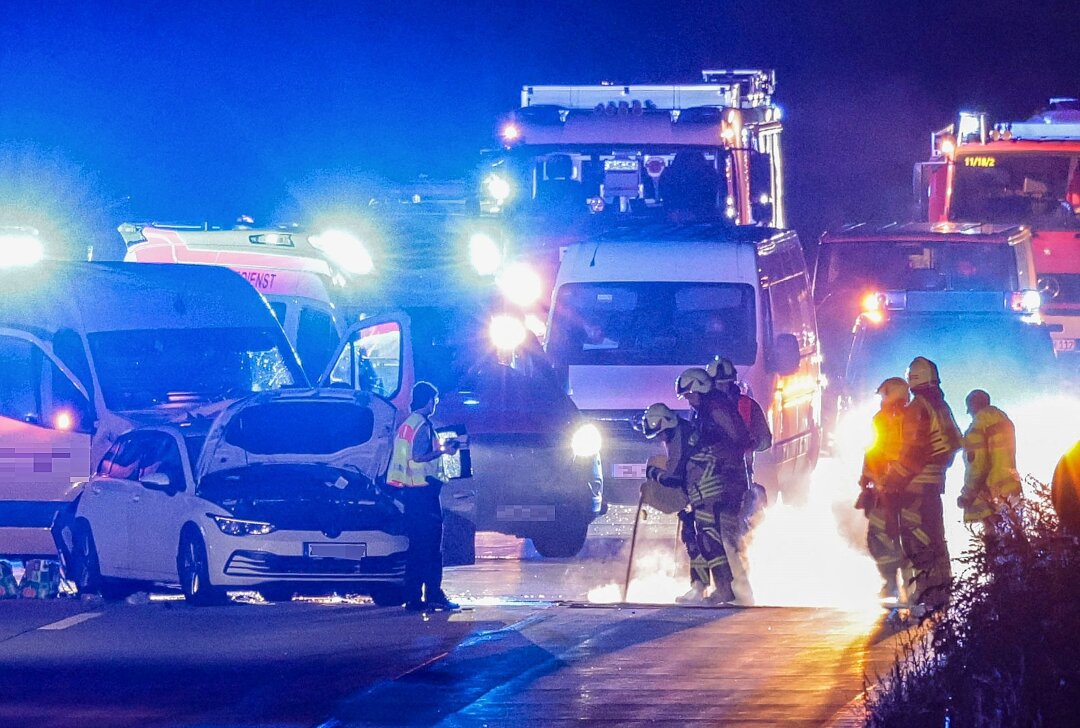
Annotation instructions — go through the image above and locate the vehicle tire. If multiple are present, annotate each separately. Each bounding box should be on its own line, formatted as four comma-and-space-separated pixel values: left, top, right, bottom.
531, 519, 589, 559
178, 530, 227, 606
441, 510, 476, 567
258, 585, 295, 603
369, 585, 405, 607
71, 522, 133, 601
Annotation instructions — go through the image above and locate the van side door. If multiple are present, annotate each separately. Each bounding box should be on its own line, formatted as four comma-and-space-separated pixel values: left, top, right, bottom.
321, 312, 413, 415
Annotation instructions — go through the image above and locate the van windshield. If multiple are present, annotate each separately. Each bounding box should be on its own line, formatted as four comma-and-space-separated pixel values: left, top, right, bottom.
548, 282, 757, 365
89, 327, 303, 411
815, 242, 1017, 303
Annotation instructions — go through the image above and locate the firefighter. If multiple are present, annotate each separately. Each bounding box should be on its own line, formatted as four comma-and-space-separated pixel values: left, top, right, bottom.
857, 377, 914, 602
1051, 440, 1080, 535
388, 381, 461, 612
639, 403, 706, 604
883, 357, 963, 613
958, 390, 1022, 529
675, 367, 753, 604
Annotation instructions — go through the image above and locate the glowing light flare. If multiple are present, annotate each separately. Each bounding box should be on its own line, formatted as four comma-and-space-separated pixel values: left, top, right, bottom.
1011, 289, 1042, 314
500, 122, 521, 143
939, 137, 956, 159
468, 233, 502, 276
587, 548, 687, 604
570, 423, 602, 458
53, 411, 73, 431
0, 233, 45, 268
524, 313, 547, 339
489, 314, 527, 352
861, 292, 883, 313
862, 310, 885, 326
497, 262, 543, 307
484, 174, 512, 205
308, 230, 374, 275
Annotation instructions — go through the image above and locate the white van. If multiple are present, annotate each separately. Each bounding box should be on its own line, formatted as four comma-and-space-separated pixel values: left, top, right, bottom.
118, 223, 346, 378
546, 224, 822, 503
0, 262, 305, 558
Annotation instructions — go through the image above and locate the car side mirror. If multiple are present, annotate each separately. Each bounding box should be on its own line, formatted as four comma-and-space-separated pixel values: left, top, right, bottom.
769, 333, 801, 376
141, 472, 178, 494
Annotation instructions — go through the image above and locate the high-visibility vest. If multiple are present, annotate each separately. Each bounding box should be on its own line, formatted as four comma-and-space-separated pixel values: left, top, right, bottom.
387, 412, 437, 487
961, 406, 1022, 521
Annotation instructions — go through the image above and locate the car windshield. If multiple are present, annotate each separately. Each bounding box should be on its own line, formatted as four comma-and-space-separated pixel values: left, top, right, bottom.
88, 327, 304, 411
951, 153, 1080, 229
548, 282, 757, 365
815, 242, 1018, 303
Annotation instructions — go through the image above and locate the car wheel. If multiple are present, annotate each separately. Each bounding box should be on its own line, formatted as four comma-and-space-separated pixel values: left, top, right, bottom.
531, 519, 589, 559
369, 585, 405, 607
178, 530, 226, 606
71, 522, 133, 601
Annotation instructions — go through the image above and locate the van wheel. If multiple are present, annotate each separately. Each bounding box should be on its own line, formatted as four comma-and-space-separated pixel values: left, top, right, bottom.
178, 531, 227, 606
71, 523, 132, 601
531, 519, 589, 559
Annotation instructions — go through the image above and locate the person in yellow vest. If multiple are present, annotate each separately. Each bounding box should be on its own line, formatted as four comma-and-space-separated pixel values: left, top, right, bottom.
1052, 440, 1080, 535
958, 390, 1023, 528
883, 357, 963, 613
857, 377, 914, 602
388, 381, 461, 612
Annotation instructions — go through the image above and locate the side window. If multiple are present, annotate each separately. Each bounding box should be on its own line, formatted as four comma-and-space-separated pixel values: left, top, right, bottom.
296, 307, 338, 379
96, 441, 123, 476
0, 336, 38, 424
138, 433, 185, 488
328, 340, 355, 388
104, 436, 143, 480
358, 322, 402, 398
40, 353, 94, 433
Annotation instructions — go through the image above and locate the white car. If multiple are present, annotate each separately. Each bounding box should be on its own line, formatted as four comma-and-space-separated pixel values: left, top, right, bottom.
70, 389, 408, 605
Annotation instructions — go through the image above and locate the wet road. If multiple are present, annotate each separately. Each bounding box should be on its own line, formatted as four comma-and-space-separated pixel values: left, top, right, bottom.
0, 533, 906, 728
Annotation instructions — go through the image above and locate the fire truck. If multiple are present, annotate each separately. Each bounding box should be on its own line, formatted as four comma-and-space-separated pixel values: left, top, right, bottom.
472, 69, 786, 316
916, 99, 1080, 365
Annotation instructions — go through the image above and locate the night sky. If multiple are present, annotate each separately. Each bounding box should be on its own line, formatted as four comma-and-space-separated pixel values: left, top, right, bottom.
2, 0, 1078, 257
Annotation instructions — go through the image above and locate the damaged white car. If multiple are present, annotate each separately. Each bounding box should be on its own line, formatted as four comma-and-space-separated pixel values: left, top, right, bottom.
69, 389, 407, 605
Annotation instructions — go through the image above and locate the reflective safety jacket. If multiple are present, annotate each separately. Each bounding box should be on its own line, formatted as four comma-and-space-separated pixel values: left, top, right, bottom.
387, 412, 438, 487
1052, 441, 1080, 534
961, 405, 1022, 522
861, 404, 905, 487
886, 387, 963, 494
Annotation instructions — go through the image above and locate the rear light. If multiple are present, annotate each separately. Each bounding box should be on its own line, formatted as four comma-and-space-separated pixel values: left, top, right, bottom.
1010, 289, 1041, 314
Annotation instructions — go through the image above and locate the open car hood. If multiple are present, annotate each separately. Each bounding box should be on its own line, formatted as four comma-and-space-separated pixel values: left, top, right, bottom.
195, 389, 396, 483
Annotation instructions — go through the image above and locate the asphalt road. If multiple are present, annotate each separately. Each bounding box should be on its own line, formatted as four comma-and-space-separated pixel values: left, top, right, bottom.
0, 531, 907, 728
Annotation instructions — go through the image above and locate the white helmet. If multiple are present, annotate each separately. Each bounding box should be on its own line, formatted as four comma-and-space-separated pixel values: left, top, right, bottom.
907, 356, 940, 389
705, 356, 738, 384
640, 403, 679, 439
675, 368, 713, 398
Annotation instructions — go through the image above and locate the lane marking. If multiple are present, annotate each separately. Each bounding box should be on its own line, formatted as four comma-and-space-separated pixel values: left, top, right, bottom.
37, 612, 102, 631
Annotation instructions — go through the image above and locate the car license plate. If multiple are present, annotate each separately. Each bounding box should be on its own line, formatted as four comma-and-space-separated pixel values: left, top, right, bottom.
496, 505, 556, 522
305, 543, 367, 560
1053, 338, 1077, 352
613, 463, 647, 479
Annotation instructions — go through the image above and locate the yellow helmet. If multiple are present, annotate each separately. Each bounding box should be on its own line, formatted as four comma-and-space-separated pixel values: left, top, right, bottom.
876, 377, 909, 406
640, 403, 679, 439
906, 356, 940, 389
676, 368, 713, 398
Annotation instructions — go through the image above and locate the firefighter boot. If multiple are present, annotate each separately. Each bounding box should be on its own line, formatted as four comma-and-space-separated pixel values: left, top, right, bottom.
676, 581, 707, 605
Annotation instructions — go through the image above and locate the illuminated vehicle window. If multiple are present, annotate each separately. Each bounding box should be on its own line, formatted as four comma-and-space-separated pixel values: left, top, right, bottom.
0, 335, 93, 432
952, 153, 1080, 228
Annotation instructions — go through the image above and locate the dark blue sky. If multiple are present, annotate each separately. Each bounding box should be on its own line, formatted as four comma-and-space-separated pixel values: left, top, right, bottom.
2, 1, 1078, 255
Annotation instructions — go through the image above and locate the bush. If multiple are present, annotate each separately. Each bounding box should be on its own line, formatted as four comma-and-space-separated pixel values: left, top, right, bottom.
866, 478, 1080, 727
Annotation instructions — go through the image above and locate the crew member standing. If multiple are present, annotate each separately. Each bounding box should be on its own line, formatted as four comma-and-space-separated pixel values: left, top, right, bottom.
388, 381, 460, 612
884, 357, 963, 613
858, 377, 914, 602
958, 389, 1022, 529
676, 367, 752, 604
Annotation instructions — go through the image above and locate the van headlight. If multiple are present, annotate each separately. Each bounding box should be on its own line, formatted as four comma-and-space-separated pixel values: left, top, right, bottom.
571, 423, 602, 458
209, 514, 276, 536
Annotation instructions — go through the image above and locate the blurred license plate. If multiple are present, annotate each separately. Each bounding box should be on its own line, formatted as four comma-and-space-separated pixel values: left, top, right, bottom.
613, 463, 647, 479
306, 543, 367, 560
1054, 338, 1077, 352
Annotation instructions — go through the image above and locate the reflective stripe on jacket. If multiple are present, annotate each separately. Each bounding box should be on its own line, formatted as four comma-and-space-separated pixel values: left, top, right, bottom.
888, 389, 963, 494
862, 405, 904, 487
387, 412, 437, 487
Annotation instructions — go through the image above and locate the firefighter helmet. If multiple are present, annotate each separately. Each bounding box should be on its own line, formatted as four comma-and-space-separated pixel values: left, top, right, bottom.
965, 389, 991, 415
676, 368, 713, 398
705, 356, 738, 384
906, 356, 940, 389
640, 403, 679, 439
876, 377, 909, 407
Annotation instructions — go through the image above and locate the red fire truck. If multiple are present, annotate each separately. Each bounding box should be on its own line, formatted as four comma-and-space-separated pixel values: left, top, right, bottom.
916, 99, 1080, 365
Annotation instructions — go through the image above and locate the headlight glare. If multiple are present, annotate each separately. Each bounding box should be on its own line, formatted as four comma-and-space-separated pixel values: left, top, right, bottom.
571, 423, 602, 458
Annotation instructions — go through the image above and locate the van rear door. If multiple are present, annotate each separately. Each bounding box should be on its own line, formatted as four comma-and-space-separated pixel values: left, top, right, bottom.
320, 313, 414, 414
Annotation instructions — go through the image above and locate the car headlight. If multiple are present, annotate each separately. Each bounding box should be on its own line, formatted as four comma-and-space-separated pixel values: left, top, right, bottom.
497, 262, 543, 307
571, 423, 602, 458
208, 514, 276, 536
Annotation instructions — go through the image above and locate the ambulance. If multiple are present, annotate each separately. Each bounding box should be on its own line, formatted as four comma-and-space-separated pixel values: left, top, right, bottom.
0, 261, 304, 558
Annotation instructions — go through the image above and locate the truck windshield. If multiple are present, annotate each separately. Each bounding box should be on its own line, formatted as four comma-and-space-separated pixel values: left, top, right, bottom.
89, 327, 303, 411
951, 153, 1080, 229
815, 242, 1018, 303
548, 282, 756, 366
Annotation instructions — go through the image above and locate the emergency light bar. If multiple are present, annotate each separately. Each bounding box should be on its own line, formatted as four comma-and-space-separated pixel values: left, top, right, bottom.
861, 289, 1041, 319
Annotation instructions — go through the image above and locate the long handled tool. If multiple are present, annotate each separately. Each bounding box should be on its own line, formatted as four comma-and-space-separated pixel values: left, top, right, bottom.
622, 491, 647, 602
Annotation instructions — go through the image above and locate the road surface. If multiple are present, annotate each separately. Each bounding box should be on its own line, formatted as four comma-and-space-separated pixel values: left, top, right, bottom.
0, 531, 906, 727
